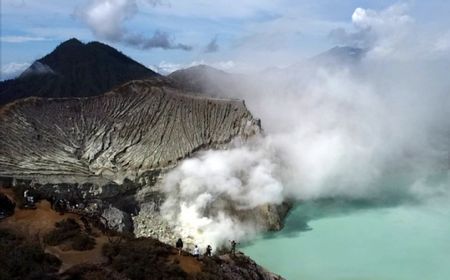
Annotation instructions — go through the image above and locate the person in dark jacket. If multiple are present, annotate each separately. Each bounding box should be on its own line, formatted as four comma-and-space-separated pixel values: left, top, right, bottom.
0, 193, 15, 218
229, 240, 239, 256
205, 245, 212, 257
176, 238, 183, 255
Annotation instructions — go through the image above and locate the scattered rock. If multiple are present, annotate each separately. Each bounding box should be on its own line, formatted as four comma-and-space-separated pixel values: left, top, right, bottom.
102, 206, 133, 233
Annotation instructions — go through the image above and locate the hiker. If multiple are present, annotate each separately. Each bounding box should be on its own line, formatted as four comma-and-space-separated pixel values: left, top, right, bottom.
176, 238, 183, 255
229, 240, 239, 256
55, 199, 66, 215
49, 195, 56, 209
0, 193, 15, 218
23, 189, 30, 204
193, 245, 200, 259
75, 202, 85, 209
23, 189, 35, 208
205, 245, 212, 257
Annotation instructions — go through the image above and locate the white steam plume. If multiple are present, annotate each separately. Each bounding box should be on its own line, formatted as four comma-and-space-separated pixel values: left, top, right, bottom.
160, 139, 284, 248
159, 4, 450, 249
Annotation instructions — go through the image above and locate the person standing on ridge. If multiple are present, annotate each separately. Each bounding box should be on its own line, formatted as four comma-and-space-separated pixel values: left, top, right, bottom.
176, 238, 183, 255
193, 245, 200, 259
23, 189, 29, 206
23, 189, 35, 208
205, 245, 212, 257
229, 240, 239, 256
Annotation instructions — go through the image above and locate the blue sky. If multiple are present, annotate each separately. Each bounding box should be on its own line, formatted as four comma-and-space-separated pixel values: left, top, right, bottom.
1, 0, 450, 78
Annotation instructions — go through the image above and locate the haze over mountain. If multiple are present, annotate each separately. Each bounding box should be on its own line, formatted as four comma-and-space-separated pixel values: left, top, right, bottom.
168, 46, 366, 99
0, 39, 364, 107
168, 65, 244, 97
310, 46, 365, 65
0, 38, 158, 106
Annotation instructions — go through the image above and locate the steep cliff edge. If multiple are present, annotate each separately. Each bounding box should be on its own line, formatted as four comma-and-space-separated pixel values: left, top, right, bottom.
0, 186, 285, 280
0, 79, 259, 183
0, 79, 289, 244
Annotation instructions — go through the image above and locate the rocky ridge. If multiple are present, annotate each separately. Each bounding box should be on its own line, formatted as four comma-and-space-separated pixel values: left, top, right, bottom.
0, 79, 259, 181
0, 79, 289, 246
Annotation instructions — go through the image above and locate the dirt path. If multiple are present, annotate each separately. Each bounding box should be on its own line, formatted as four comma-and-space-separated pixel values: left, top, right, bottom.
1, 186, 204, 275
168, 253, 203, 274
0, 186, 109, 272
45, 235, 109, 272
0, 188, 78, 236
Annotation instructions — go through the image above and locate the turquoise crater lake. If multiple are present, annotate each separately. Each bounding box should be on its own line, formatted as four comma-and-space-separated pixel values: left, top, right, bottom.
242, 177, 450, 280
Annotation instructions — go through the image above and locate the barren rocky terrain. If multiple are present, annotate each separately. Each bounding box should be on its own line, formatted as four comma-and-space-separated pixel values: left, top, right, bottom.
0, 77, 288, 246
0, 79, 259, 182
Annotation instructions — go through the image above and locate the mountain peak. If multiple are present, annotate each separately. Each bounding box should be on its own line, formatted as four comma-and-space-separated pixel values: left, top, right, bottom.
0, 38, 159, 105
313, 46, 365, 63
61, 37, 83, 45
170, 64, 228, 77
53, 38, 85, 51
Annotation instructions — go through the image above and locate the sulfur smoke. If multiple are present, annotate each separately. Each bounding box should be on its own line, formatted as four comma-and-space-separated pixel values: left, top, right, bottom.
160, 139, 284, 248
160, 5, 450, 249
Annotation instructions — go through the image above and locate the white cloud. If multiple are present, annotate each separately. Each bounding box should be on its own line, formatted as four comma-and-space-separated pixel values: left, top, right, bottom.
78, 0, 137, 41
328, 4, 450, 60
351, 5, 412, 29
433, 31, 450, 52
330, 4, 413, 52
0, 62, 30, 80
24, 27, 92, 41
0, 36, 48, 43
143, 0, 282, 19
148, 61, 182, 74
76, 0, 191, 50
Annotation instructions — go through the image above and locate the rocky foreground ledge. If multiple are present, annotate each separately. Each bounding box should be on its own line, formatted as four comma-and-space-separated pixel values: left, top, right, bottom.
0, 187, 285, 280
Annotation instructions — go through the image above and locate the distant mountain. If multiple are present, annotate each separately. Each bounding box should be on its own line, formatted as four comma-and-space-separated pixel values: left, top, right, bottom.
311, 46, 365, 65
262, 46, 365, 75
0, 38, 159, 106
168, 65, 246, 97
169, 47, 366, 96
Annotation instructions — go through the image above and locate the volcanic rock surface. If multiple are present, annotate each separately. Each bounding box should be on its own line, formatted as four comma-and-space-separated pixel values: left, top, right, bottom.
0, 79, 283, 243
0, 38, 292, 279
0, 79, 260, 182
0, 39, 292, 256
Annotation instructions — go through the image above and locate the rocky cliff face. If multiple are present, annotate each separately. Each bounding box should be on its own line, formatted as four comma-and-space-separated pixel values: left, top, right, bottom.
0, 79, 259, 182
0, 79, 287, 242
